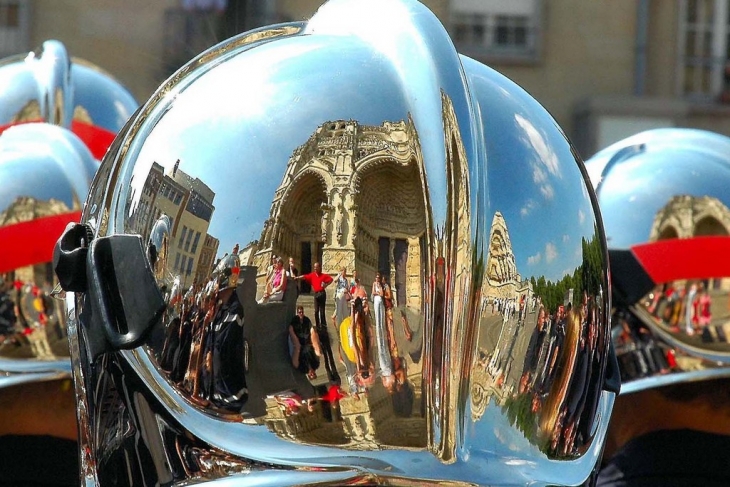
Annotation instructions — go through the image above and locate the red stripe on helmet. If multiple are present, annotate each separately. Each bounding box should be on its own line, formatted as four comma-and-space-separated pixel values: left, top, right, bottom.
70, 120, 116, 160
630, 236, 730, 284
0, 211, 82, 274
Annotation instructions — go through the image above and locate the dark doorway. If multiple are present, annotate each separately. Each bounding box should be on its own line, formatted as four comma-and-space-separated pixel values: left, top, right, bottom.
378, 237, 391, 278
300, 242, 312, 294
316, 242, 324, 267
300, 241, 324, 293
394, 239, 408, 307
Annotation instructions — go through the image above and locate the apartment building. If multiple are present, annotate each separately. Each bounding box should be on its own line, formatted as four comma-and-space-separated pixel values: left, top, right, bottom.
2, 0, 730, 157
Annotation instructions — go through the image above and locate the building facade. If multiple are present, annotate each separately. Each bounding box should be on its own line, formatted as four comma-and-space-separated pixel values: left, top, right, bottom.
130, 161, 216, 290
6, 0, 730, 158
251, 118, 429, 306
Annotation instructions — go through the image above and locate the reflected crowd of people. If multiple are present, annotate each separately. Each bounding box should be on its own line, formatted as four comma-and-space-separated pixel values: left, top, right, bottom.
0, 274, 65, 360
157, 244, 417, 422
497, 291, 606, 458
489, 294, 536, 325
159, 249, 247, 413
646, 280, 725, 342
611, 279, 730, 387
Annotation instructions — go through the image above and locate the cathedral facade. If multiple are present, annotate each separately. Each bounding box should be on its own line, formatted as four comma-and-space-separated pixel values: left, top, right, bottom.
252, 118, 429, 307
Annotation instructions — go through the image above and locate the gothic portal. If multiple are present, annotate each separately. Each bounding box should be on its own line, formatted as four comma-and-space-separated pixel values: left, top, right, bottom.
650, 194, 730, 240
253, 118, 428, 307
650, 194, 730, 289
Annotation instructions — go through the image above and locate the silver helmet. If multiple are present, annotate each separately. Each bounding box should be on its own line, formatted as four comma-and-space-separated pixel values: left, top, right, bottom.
0, 40, 138, 487
0, 40, 137, 387
586, 127, 730, 395
55, 0, 617, 484
0, 122, 99, 386
0, 39, 138, 159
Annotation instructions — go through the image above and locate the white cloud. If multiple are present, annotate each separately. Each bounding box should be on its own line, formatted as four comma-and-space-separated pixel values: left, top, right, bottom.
527, 252, 542, 265
520, 199, 537, 217
545, 242, 558, 263
562, 234, 570, 243
578, 209, 586, 224
516, 114, 561, 201
540, 184, 555, 200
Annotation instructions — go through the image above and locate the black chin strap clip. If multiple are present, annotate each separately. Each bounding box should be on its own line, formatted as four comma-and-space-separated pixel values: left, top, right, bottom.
54, 223, 165, 359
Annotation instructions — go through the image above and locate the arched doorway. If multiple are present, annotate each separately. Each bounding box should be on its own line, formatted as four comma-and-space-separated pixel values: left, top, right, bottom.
353, 158, 427, 309
256, 170, 328, 293
695, 216, 728, 236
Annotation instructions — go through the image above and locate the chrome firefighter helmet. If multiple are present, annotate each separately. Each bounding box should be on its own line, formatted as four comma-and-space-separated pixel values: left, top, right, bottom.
0, 39, 138, 159
0, 122, 100, 386
0, 39, 137, 387
585, 128, 730, 394
54, 0, 617, 484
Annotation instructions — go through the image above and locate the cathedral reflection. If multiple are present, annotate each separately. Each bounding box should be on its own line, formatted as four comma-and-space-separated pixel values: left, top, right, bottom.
617, 195, 730, 385
0, 191, 73, 360
471, 209, 607, 458
127, 97, 609, 456
143, 117, 431, 446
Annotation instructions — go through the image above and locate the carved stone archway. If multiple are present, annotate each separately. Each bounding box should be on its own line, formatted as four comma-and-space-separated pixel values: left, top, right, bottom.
650, 194, 730, 289
253, 118, 428, 307
650, 195, 730, 240
353, 158, 427, 307
253, 169, 328, 284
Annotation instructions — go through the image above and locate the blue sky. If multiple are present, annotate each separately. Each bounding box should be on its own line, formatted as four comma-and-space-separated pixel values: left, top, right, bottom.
123, 23, 597, 285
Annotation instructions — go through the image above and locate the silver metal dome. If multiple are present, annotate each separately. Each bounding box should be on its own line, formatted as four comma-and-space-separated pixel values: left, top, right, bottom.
0, 40, 138, 390
0, 123, 100, 387
57, 0, 616, 484
0, 39, 138, 159
586, 128, 730, 394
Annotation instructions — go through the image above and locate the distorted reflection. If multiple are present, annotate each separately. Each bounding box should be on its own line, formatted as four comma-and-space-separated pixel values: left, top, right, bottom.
143, 117, 429, 445
0, 277, 68, 359
130, 91, 608, 457
0, 170, 78, 361
470, 210, 607, 458
643, 279, 728, 343
616, 193, 730, 383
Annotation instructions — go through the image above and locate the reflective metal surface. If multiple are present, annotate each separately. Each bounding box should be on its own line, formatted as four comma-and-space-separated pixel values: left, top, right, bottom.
586, 128, 730, 394
0, 123, 99, 386
0, 41, 138, 391
64, 0, 615, 485
0, 39, 138, 159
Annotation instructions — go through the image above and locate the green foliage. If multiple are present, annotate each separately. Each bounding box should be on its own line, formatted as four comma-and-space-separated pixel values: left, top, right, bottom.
529, 228, 605, 315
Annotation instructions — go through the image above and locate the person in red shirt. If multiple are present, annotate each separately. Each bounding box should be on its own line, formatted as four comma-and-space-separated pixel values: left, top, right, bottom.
296, 263, 339, 384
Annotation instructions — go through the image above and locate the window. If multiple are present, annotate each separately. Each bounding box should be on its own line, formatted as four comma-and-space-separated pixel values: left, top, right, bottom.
0, 1, 29, 57
450, 0, 541, 62
186, 193, 213, 222
174, 253, 181, 272
0, 2, 18, 26
178, 226, 187, 249
184, 228, 193, 251
186, 256, 194, 276
191, 231, 201, 253
678, 0, 730, 100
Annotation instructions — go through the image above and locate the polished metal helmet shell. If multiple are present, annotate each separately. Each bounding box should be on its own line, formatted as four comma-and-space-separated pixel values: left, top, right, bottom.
0, 123, 99, 386
0, 39, 138, 159
212, 248, 241, 290
586, 128, 730, 394
63, 0, 614, 485
0, 40, 137, 391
